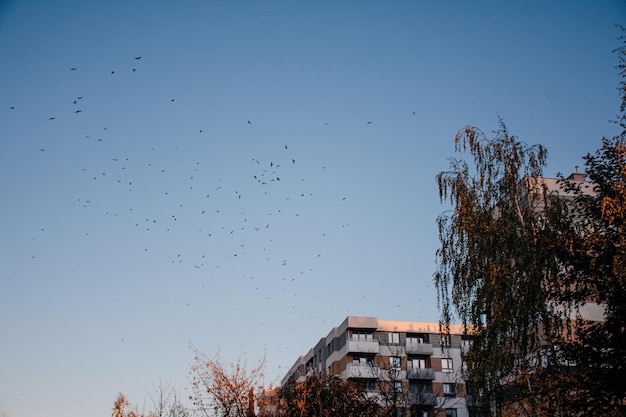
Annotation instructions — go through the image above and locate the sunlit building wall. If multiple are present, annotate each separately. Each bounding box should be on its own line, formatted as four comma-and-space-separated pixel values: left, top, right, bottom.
281, 316, 473, 417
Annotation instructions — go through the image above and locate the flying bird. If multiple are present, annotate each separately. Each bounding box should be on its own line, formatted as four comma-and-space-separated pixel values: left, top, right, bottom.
69, 67, 77, 71
134, 56, 141, 60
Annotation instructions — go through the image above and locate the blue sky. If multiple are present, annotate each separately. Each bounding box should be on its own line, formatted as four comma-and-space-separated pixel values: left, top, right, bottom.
0, 1, 624, 416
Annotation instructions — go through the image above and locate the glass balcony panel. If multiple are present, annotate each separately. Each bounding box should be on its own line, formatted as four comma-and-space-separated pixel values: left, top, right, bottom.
406, 367, 435, 380
405, 342, 434, 355
348, 339, 380, 353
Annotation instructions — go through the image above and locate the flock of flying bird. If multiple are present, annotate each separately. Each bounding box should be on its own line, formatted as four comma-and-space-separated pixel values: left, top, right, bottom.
2, 51, 430, 358
9, 54, 367, 318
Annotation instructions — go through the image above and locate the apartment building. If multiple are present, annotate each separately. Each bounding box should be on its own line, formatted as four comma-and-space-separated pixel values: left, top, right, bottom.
281, 316, 475, 417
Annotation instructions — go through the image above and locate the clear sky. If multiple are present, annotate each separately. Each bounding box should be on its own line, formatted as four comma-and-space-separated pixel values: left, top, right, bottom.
0, 1, 624, 416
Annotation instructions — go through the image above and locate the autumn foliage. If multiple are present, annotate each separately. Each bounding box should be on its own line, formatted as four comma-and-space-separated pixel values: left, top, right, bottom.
189, 348, 265, 417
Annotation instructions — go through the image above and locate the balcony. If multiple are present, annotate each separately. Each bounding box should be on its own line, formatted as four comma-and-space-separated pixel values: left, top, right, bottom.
405, 342, 434, 355
406, 367, 435, 380
341, 363, 380, 379
347, 338, 380, 354
407, 392, 438, 406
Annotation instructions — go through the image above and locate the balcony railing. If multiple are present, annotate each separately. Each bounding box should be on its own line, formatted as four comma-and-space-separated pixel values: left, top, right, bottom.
406, 367, 435, 380
407, 392, 438, 406
347, 338, 380, 353
405, 342, 434, 355
341, 363, 380, 379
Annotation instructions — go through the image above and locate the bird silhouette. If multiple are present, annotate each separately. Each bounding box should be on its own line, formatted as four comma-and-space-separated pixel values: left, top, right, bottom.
134, 56, 141, 60
69, 67, 77, 71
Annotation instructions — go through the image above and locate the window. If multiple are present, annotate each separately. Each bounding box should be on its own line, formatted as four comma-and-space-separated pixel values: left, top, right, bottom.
409, 382, 428, 394
351, 330, 373, 341
355, 379, 376, 392
407, 334, 428, 347
390, 356, 401, 369
445, 410, 457, 417
393, 381, 402, 394
441, 358, 453, 372
388, 332, 400, 344
353, 355, 373, 364
443, 383, 455, 397
409, 358, 426, 369
461, 339, 472, 355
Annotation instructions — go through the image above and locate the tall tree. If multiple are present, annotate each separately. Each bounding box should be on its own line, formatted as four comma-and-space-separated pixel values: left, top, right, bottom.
549, 25, 626, 415
434, 120, 565, 415
435, 26, 626, 416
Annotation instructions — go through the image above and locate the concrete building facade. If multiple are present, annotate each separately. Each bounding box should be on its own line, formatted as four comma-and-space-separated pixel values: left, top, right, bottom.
281, 316, 475, 417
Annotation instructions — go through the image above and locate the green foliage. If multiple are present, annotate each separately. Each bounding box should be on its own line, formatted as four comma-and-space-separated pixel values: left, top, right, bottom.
435, 25, 626, 416
543, 24, 626, 416
553, 111, 626, 415
435, 120, 564, 408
